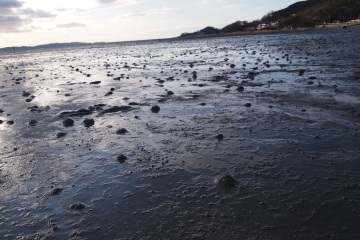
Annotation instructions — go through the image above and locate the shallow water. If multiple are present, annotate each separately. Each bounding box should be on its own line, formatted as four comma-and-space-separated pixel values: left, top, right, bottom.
1, 28, 360, 239
335, 94, 360, 104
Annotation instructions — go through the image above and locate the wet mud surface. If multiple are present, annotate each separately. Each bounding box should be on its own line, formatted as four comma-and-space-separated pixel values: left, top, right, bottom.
1, 28, 360, 239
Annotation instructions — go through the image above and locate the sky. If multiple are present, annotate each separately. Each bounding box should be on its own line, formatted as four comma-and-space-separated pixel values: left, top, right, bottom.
0, 0, 300, 48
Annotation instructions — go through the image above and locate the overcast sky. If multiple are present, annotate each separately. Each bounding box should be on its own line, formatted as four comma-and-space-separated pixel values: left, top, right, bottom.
0, 0, 300, 48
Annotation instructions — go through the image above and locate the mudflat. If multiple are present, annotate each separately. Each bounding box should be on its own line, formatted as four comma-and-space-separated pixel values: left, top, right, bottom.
0, 27, 360, 239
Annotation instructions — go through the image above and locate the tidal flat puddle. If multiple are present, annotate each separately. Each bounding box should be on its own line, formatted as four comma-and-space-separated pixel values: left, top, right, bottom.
335, 94, 360, 104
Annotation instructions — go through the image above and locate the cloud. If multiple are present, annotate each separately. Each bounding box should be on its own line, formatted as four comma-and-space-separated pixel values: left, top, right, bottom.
0, 16, 30, 33
223, 4, 245, 9
95, 0, 138, 5
0, 0, 23, 8
122, 13, 146, 18
118, 7, 174, 19
57, 22, 86, 28
0, 0, 22, 15
0, 0, 58, 33
56, 8, 70, 12
201, 0, 231, 3
19, 8, 57, 18
96, 0, 117, 3
0, 1, 28, 32
147, 7, 174, 14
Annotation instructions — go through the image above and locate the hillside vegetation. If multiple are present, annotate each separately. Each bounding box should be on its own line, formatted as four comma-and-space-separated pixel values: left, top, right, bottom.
222, 0, 360, 33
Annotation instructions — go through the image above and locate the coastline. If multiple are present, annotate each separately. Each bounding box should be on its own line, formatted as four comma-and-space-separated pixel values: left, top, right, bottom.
176, 23, 360, 41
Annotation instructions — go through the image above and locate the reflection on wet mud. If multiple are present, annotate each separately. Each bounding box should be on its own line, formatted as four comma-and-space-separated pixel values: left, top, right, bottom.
1, 28, 360, 239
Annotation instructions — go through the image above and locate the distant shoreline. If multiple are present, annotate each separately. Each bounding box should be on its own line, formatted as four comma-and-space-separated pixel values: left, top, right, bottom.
1, 24, 359, 54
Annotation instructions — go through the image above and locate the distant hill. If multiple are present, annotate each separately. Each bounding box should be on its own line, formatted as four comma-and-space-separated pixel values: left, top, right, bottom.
266, 0, 360, 28
0, 42, 90, 53
222, 0, 360, 33
179, 26, 221, 37
221, 20, 260, 33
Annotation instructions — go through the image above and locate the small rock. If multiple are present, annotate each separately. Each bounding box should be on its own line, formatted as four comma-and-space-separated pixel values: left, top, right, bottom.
216, 134, 224, 141
236, 86, 244, 92
7, 120, 14, 125
244, 103, 251, 107
248, 72, 258, 76
90, 81, 101, 84
116, 128, 128, 135
105, 91, 113, 96
215, 174, 236, 188
230, 64, 236, 68
117, 154, 127, 163
62, 118, 74, 127
167, 91, 174, 96
69, 202, 85, 210
0, 120, 3, 124
83, 118, 94, 128
45, 188, 63, 196
29, 120, 37, 125
129, 102, 139, 105
151, 106, 161, 113
22, 91, 31, 97
56, 132, 67, 138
